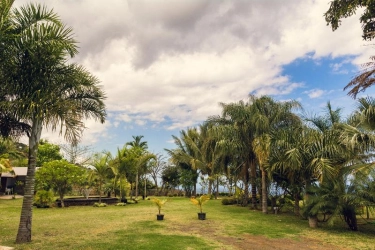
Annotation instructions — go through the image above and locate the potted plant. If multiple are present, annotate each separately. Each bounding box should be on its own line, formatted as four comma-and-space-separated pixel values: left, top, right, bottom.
152, 198, 167, 220
190, 195, 210, 220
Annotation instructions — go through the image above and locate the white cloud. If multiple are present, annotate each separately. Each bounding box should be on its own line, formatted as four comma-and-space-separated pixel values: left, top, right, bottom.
13, 0, 374, 152
305, 89, 325, 99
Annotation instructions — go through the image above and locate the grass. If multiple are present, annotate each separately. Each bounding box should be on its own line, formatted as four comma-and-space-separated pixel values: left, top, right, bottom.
0, 197, 374, 249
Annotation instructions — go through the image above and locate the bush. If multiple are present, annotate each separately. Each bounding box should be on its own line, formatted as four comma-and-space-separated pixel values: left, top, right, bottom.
34, 190, 54, 208
93, 202, 107, 207
221, 198, 237, 205
115, 202, 126, 206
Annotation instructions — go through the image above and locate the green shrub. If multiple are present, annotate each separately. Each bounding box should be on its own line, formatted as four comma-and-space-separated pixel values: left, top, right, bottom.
221, 198, 237, 205
116, 202, 126, 206
93, 202, 107, 207
34, 190, 54, 208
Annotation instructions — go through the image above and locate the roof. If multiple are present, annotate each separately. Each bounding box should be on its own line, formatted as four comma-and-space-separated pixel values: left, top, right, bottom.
1, 167, 28, 177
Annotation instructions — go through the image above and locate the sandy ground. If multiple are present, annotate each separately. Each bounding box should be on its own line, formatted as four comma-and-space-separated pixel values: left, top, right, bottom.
0, 195, 23, 200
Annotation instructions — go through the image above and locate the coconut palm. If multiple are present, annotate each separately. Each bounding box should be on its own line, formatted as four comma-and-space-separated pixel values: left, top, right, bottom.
166, 129, 201, 197
0, 2, 106, 243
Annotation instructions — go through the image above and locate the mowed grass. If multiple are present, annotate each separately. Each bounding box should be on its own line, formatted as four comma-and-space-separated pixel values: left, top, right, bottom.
0, 197, 374, 250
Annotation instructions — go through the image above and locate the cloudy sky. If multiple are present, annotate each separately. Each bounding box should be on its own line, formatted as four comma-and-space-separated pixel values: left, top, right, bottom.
15, 0, 375, 156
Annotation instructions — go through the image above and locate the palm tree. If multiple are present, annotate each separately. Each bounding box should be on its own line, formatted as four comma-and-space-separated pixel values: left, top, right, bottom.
208, 95, 300, 209
271, 103, 348, 225
344, 56, 375, 98
92, 152, 112, 203
208, 100, 255, 207
166, 129, 201, 197
125, 137, 155, 198
0, 0, 30, 139
0, 2, 106, 243
250, 96, 301, 213
126, 135, 148, 150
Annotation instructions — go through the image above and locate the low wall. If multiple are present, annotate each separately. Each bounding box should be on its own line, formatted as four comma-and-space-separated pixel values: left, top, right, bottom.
56, 197, 119, 207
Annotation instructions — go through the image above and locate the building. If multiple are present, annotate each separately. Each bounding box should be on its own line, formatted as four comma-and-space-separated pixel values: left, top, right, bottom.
0, 167, 27, 195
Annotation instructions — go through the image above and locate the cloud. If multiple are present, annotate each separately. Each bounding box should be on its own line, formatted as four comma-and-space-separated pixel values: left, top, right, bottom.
13, 0, 374, 151
304, 89, 325, 99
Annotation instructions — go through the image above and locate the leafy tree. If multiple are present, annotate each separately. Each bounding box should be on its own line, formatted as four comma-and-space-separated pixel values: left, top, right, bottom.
35, 160, 84, 207
179, 168, 196, 197
325, 1, 375, 97
60, 143, 92, 166
36, 140, 63, 167
147, 154, 167, 195
0, 2, 106, 243
325, 0, 375, 41
161, 165, 180, 192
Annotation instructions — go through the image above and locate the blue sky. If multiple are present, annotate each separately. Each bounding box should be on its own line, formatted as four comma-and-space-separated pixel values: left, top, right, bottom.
15, 0, 375, 157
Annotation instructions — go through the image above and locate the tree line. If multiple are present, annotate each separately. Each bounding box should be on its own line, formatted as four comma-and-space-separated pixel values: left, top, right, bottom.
166, 95, 375, 231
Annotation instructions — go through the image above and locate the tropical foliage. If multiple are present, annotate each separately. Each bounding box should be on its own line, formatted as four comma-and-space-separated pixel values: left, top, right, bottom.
0, 1, 106, 243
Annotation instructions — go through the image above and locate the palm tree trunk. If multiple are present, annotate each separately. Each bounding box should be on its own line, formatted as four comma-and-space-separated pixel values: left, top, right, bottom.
215, 175, 219, 199
305, 179, 317, 228
130, 182, 133, 199
135, 171, 138, 198
344, 206, 358, 231
99, 179, 102, 203
208, 178, 212, 196
16, 119, 42, 243
243, 165, 250, 206
294, 192, 300, 216
261, 167, 268, 214
250, 160, 257, 209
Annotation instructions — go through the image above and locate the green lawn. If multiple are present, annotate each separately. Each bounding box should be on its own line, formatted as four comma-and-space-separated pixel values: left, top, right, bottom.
0, 197, 374, 250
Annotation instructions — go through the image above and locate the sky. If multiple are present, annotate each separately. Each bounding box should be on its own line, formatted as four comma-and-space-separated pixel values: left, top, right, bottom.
15, 0, 375, 157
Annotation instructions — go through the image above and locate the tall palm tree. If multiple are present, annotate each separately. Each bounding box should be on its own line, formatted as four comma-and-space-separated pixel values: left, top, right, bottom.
209, 95, 301, 209
166, 129, 200, 196
0, 2, 106, 243
0, 0, 30, 139
208, 100, 255, 207
126, 137, 155, 197
92, 152, 112, 203
250, 96, 301, 213
126, 135, 148, 150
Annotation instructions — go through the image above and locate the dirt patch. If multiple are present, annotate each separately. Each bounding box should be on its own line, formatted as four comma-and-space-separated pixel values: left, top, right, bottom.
172, 221, 350, 250
0, 195, 22, 200
214, 233, 350, 250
